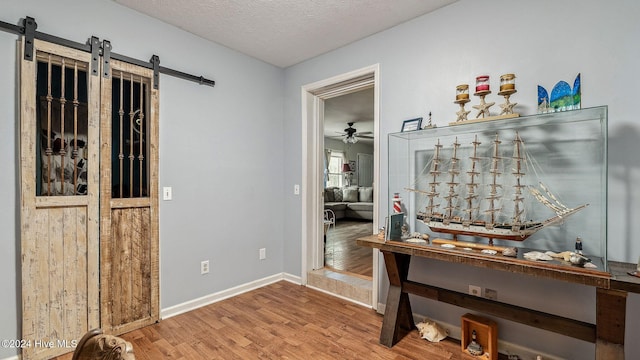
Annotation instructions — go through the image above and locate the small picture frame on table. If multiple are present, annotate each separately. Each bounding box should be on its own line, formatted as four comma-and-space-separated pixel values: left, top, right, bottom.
401, 117, 422, 132
385, 212, 404, 241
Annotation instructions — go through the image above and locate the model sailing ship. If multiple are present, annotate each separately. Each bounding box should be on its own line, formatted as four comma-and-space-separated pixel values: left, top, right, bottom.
407, 132, 588, 245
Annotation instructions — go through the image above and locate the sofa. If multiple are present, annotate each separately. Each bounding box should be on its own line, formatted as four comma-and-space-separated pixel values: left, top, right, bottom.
324, 186, 373, 221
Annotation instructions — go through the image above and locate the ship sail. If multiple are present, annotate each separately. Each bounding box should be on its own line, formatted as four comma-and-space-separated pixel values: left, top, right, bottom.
462, 135, 481, 226
407, 131, 588, 243
442, 137, 460, 225
485, 134, 503, 230
425, 139, 443, 218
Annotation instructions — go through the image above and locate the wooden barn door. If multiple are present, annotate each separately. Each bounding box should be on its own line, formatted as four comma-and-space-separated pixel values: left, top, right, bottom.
19, 40, 101, 360
99, 58, 159, 334
20, 39, 159, 359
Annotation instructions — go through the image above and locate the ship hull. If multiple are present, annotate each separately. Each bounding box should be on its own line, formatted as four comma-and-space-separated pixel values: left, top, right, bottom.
417, 203, 589, 242
423, 220, 540, 241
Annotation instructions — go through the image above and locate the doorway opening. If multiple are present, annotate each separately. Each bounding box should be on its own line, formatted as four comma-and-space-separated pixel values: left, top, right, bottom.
301, 65, 380, 308
323, 88, 374, 278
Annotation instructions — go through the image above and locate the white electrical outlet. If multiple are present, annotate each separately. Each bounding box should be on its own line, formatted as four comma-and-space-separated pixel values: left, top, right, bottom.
201, 260, 209, 275
259, 248, 266, 260
294, 184, 300, 195
468, 285, 481, 296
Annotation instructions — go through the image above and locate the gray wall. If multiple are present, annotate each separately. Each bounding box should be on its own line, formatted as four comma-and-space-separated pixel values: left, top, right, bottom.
283, 0, 640, 358
0, 1, 284, 358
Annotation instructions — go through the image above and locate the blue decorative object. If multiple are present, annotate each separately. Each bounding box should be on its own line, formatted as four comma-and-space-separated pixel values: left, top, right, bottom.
537, 73, 581, 113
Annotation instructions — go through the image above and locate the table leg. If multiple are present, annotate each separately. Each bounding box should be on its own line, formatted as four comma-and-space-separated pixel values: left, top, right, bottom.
380, 251, 414, 347
596, 288, 627, 359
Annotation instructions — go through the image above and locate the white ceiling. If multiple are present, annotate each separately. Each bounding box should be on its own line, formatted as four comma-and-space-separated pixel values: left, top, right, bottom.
112, 0, 457, 68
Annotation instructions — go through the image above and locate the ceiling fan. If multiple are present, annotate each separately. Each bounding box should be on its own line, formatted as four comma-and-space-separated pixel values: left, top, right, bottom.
337, 122, 373, 144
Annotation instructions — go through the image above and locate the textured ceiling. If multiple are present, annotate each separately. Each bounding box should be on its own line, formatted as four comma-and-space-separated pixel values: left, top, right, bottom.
113, 0, 457, 68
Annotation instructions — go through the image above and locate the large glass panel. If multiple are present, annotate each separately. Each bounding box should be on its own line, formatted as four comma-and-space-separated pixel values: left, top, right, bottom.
388, 106, 608, 271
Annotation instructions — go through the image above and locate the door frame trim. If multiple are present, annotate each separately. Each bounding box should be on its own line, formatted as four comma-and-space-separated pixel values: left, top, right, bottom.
300, 64, 380, 309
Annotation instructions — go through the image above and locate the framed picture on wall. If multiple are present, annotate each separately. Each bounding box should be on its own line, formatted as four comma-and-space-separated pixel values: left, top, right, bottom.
349, 160, 356, 171
401, 117, 422, 132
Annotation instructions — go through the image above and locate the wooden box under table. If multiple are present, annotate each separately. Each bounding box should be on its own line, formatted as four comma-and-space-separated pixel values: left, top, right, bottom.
461, 313, 498, 360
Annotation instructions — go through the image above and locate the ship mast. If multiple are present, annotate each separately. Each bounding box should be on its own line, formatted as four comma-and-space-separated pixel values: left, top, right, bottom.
511, 132, 526, 230
463, 135, 481, 226
414, 131, 589, 244
442, 138, 461, 224
425, 139, 443, 219
484, 134, 502, 229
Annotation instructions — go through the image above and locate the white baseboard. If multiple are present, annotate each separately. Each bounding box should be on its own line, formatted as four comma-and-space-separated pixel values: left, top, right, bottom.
0, 355, 19, 360
161, 272, 299, 319
282, 272, 302, 284
378, 302, 562, 360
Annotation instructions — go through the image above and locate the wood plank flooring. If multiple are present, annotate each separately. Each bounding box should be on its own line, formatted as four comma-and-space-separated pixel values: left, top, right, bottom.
325, 220, 373, 277
53, 281, 483, 360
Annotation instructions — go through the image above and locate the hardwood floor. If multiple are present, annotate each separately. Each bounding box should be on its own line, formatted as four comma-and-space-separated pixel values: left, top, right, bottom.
53, 281, 481, 360
325, 220, 373, 277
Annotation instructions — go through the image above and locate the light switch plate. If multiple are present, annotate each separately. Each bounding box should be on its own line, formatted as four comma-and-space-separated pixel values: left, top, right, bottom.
163, 187, 172, 200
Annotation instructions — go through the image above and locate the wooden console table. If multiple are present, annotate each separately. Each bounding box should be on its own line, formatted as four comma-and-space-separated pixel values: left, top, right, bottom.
357, 235, 640, 359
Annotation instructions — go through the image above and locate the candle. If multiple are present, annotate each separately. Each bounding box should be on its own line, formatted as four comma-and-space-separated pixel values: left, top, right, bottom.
500, 73, 516, 92
475, 75, 490, 93
456, 84, 469, 101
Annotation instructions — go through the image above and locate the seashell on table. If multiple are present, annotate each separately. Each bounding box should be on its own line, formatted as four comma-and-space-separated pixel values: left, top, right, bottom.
405, 238, 428, 245
502, 247, 518, 257
523, 251, 553, 261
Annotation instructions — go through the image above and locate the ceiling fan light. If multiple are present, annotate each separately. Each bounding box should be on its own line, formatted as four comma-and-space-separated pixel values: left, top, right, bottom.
343, 135, 358, 144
